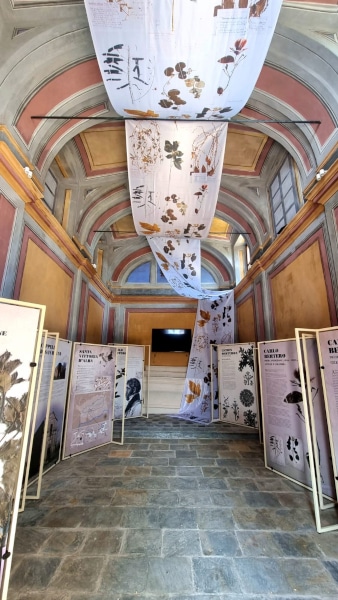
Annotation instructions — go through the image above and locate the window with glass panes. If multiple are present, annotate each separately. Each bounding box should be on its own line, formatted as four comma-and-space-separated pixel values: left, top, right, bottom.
270, 156, 299, 234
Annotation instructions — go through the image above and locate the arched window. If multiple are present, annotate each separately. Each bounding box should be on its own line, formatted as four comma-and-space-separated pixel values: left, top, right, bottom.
126, 261, 151, 283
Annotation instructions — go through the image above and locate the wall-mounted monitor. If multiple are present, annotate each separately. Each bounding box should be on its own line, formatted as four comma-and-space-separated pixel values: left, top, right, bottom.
151, 328, 192, 353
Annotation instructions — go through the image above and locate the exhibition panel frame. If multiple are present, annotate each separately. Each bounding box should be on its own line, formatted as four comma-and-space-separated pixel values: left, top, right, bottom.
259, 334, 338, 533
62, 343, 117, 459
217, 342, 259, 432
25, 332, 59, 501
0, 298, 45, 600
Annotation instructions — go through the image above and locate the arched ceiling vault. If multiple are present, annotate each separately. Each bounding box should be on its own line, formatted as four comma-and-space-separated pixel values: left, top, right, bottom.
0, 0, 337, 288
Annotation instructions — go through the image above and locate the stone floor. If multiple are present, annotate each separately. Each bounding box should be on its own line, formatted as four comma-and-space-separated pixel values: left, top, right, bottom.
7, 415, 338, 599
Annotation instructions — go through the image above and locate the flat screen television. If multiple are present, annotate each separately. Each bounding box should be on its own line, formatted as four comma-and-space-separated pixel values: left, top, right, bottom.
151, 328, 192, 353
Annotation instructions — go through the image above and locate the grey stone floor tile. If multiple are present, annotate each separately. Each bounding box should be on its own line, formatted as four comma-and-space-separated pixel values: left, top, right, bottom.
50, 556, 105, 592
146, 489, 180, 506
122, 528, 162, 555
8, 593, 71, 600
242, 490, 283, 507
13, 526, 52, 554
209, 490, 238, 507
192, 557, 241, 593
81, 529, 124, 554
122, 506, 161, 528
226, 477, 259, 490
176, 466, 203, 476
162, 529, 201, 556
177, 489, 212, 507
196, 508, 234, 530
9, 556, 62, 592
197, 477, 229, 490
99, 557, 193, 594
234, 557, 292, 594
201, 467, 229, 478
8, 416, 338, 600
158, 507, 198, 529
200, 530, 240, 556
40, 529, 86, 554
232, 507, 279, 530
317, 534, 338, 558
151, 466, 177, 476
236, 530, 284, 557
168, 476, 199, 490
110, 489, 149, 506
272, 532, 324, 558
279, 557, 338, 595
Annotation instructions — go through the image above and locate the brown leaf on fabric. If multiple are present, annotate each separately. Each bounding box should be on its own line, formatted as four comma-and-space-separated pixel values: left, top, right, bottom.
189, 380, 201, 396
197, 319, 206, 327
185, 393, 195, 403
139, 222, 161, 233
200, 310, 210, 321
156, 252, 169, 263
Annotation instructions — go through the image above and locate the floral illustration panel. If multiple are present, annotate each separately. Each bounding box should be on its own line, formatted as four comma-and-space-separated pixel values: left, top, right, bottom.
84, 0, 282, 120
0, 302, 41, 568
126, 120, 227, 238
218, 343, 258, 428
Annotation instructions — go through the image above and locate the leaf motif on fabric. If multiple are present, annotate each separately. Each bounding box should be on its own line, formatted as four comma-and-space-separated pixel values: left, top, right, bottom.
156, 252, 169, 263
200, 309, 210, 321
139, 222, 161, 233
189, 380, 201, 396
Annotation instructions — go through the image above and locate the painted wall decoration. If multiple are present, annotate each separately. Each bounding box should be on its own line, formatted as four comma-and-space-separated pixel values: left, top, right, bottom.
0, 300, 43, 590
84, 0, 282, 120
177, 292, 234, 423
28, 334, 58, 482
317, 327, 338, 496
218, 342, 258, 428
43, 339, 72, 472
126, 120, 228, 238
63, 344, 116, 457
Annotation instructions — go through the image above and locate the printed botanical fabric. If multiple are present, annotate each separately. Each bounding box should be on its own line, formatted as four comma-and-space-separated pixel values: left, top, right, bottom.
126, 120, 227, 238
149, 236, 232, 300
84, 0, 282, 120
177, 293, 234, 423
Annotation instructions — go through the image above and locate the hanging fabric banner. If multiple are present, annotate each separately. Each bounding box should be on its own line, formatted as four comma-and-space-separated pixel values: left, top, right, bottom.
126, 120, 227, 238
149, 236, 232, 300
177, 293, 234, 423
84, 0, 282, 120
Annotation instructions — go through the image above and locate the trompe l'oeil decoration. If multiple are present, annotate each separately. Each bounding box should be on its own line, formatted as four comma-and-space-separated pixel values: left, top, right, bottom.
84, 0, 283, 120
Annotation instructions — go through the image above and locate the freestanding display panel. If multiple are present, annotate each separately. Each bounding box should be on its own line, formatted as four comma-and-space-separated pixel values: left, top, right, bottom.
0, 298, 45, 600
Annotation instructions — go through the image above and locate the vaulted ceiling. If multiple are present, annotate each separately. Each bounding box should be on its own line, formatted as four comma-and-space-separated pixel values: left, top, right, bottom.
1, 0, 337, 289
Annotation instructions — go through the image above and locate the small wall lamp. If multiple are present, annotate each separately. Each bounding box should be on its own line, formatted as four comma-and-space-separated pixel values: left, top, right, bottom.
24, 166, 33, 179
316, 168, 327, 181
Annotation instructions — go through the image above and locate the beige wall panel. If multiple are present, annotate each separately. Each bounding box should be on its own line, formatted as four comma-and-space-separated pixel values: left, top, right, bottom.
19, 239, 72, 337
270, 241, 331, 339
85, 295, 104, 344
127, 310, 196, 366
237, 296, 256, 343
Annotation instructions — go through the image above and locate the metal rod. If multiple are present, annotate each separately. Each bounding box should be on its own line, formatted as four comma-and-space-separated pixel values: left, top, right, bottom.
94, 230, 250, 234
31, 115, 321, 124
